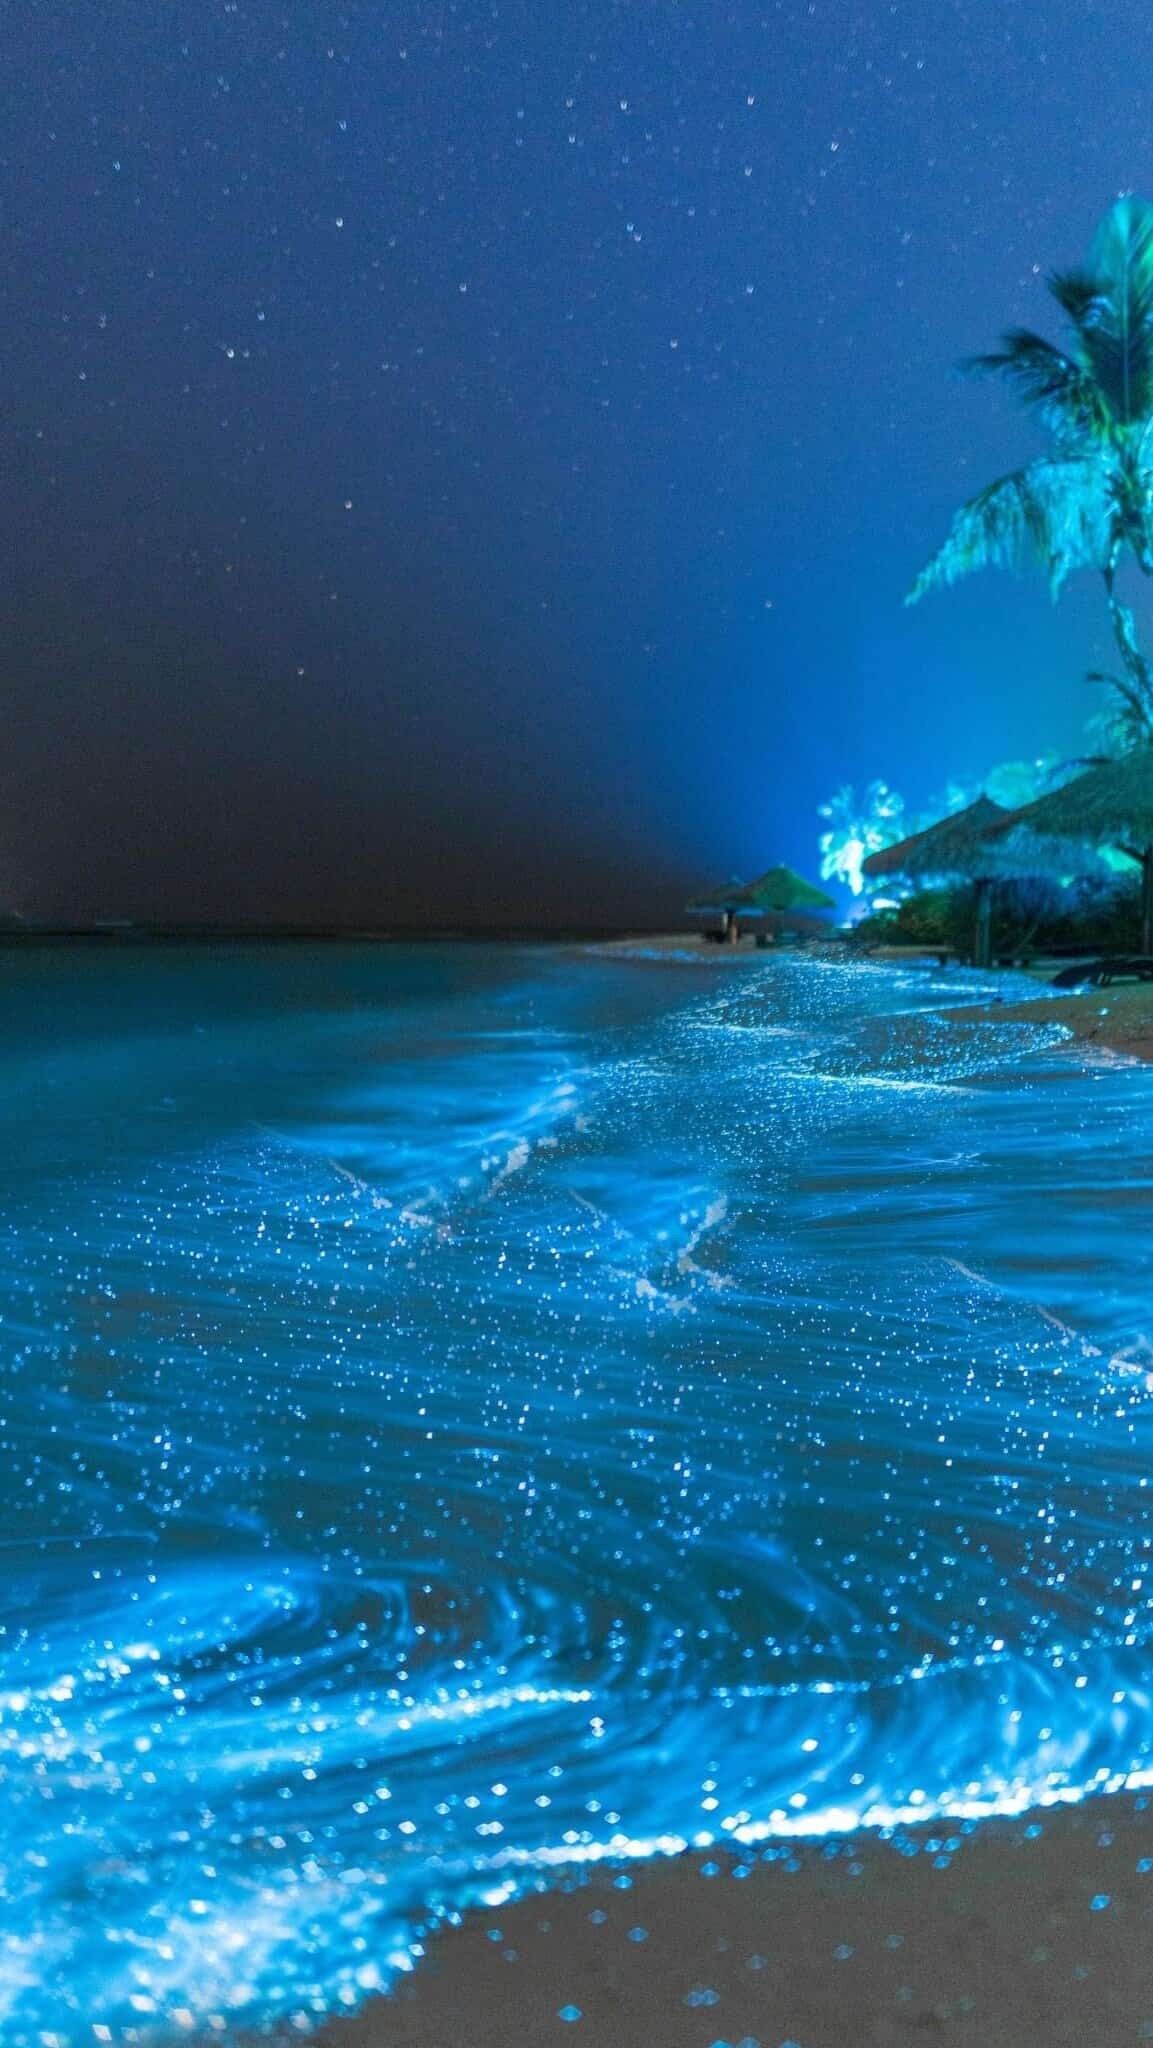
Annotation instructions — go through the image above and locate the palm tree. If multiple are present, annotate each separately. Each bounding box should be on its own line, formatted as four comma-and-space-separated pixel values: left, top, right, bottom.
909, 196, 1153, 745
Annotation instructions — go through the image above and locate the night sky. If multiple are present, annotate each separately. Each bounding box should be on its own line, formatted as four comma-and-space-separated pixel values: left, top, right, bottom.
5, 1, 1152, 926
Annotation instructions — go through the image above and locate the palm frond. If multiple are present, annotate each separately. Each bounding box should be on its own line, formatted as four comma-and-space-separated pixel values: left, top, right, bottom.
1087, 667, 1153, 746
1048, 267, 1099, 327
1073, 196, 1153, 426
963, 328, 1105, 442
907, 457, 1113, 604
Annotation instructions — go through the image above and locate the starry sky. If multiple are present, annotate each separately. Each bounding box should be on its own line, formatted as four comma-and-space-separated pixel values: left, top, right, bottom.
5, 0, 1153, 926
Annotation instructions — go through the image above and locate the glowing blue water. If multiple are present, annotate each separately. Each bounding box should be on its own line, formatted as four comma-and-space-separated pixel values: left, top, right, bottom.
3, 941, 1153, 2042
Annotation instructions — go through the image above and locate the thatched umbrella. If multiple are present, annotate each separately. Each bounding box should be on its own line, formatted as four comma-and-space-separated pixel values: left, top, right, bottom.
738, 864, 835, 942
862, 795, 1012, 967
685, 878, 765, 944
984, 748, 1153, 951
743, 865, 836, 916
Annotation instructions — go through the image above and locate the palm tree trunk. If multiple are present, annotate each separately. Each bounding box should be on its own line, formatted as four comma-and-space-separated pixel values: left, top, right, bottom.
973, 877, 993, 969
1102, 550, 1153, 725
1142, 847, 1153, 954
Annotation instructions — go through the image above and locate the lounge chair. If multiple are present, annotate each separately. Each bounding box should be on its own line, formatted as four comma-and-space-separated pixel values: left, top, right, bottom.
1050, 956, 1153, 989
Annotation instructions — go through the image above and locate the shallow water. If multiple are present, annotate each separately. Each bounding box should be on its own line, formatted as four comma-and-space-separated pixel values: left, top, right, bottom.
2, 941, 1153, 2043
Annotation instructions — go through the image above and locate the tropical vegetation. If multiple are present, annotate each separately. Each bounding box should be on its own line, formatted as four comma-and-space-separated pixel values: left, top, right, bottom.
855, 872, 1144, 961
817, 780, 906, 896
812, 199, 1153, 959
909, 195, 1153, 747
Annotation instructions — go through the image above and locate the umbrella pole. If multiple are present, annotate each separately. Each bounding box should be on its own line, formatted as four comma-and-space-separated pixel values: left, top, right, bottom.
974, 877, 993, 969
1143, 848, 1153, 955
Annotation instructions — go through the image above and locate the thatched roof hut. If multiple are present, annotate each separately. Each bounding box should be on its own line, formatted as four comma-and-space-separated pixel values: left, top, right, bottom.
860, 790, 1109, 965
862, 795, 1010, 886
985, 748, 1153, 948
862, 795, 1014, 964
987, 748, 1153, 851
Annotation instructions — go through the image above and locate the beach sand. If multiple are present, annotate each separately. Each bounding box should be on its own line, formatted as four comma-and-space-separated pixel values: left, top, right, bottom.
297, 944, 1153, 2048
967, 981, 1153, 1063
307, 1794, 1153, 2046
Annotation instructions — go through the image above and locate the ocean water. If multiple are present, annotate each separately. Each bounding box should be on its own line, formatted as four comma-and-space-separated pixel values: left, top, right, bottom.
3, 940, 1153, 2043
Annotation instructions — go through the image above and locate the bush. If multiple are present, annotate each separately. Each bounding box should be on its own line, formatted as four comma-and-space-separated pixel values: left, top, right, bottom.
855, 874, 1142, 958
1037, 872, 1141, 953
855, 889, 957, 948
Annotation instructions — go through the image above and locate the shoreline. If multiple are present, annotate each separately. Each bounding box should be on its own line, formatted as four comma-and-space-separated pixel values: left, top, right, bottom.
958, 980, 1153, 1063
286, 944, 1153, 2048
304, 1790, 1153, 2046
595, 930, 1153, 1063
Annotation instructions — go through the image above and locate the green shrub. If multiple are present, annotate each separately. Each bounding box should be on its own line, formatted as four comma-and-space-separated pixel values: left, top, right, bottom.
854, 875, 1141, 958
856, 890, 957, 948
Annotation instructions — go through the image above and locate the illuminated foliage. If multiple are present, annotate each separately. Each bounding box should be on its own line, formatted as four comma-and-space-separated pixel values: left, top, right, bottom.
817, 780, 906, 896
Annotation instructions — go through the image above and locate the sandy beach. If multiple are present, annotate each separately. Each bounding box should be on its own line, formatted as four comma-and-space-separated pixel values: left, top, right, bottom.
307, 1792, 1153, 2046
970, 980, 1153, 1063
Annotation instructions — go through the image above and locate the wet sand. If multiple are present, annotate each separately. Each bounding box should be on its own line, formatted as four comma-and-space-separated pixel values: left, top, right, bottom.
968, 981, 1153, 1063
297, 944, 1153, 2048
307, 1793, 1153, 2046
